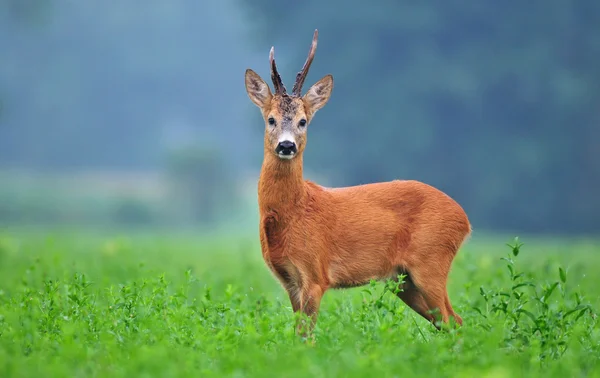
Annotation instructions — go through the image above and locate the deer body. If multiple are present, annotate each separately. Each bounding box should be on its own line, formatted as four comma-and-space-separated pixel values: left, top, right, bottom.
246, 30, 471, 332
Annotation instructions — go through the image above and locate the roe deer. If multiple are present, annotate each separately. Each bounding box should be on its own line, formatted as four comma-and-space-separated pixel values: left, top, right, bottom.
244, 30, 471, 334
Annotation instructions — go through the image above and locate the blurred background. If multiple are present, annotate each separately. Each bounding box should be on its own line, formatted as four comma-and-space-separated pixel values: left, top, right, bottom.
0, 0, 599, 236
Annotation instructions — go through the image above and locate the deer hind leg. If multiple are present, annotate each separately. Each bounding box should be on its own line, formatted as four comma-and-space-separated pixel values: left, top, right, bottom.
394, 274, 437, 324
412, 276, 450, 330
445, 291, 463, 326
403, 255, 459, 330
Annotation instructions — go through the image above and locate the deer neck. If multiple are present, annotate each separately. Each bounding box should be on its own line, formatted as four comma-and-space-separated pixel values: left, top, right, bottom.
258, 154, 306, 218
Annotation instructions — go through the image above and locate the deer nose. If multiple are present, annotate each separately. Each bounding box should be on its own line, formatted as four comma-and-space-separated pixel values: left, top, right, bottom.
276, 140, 297, 155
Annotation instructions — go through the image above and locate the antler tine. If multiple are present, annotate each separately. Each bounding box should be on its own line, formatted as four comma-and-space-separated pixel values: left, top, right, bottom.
269, 46, 287, 95
292, 29, 319, 96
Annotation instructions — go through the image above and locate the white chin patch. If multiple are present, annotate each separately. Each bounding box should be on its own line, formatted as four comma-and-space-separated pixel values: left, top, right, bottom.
278, 153, 295, 160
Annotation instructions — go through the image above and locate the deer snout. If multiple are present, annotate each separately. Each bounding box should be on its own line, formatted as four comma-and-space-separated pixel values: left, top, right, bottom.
276, 140, 297, 159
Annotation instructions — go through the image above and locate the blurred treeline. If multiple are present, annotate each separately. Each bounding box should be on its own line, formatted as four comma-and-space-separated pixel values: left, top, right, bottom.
1, 1, 599, 235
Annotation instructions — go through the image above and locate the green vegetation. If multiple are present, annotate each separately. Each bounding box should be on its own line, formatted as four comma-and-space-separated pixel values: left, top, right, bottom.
0, 229, 598, 377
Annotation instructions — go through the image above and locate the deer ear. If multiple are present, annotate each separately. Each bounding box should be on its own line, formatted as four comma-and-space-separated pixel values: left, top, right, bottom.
303, 74, 333, 115
245, 69, 272, 108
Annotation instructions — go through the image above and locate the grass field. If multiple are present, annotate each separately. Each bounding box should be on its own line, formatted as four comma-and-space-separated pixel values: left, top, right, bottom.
0, 228, 599, 377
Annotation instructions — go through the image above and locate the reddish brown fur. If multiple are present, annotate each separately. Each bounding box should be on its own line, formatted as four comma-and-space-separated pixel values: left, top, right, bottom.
245, 31, 471, 334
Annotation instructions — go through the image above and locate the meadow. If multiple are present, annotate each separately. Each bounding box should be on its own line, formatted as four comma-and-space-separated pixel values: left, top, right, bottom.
0, 227, 598, 377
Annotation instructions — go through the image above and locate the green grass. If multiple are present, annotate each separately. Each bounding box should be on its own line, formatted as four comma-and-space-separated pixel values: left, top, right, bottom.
0, 228, 599, 377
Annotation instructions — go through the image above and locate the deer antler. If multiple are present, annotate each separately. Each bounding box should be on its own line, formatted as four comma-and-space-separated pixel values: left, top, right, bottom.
292, 29, 318, 96
270, 47, 287, 95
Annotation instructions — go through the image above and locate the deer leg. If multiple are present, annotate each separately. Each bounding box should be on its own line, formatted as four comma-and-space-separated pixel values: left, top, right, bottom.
445, 291, 463, 326
284, 285, 302, 313
296, 284, 325, 338
420, 288, 450, 329
406, 264, 454, 330
395, 274, 438, 324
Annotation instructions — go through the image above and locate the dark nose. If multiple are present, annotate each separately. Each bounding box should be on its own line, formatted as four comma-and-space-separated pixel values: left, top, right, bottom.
276, 140, 297, 155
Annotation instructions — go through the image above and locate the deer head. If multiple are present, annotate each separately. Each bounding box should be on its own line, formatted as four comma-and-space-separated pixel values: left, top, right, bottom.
245, 30, 333, 160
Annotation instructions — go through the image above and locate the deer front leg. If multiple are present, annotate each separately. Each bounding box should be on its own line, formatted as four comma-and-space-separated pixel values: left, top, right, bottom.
296, 284, 325, 338
284, 285, 302, 313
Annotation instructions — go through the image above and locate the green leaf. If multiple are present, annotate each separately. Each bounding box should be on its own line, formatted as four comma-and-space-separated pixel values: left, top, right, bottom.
516, 309, 537, 323
472, 306, 487, 318
559, 267, 567, 283
564, 304, 591, 319
574, 308, 591, 321
513, 292, 525, 300
542, 282, 559, 303
506, 264, 514, 278
511, 282, 535, 291
506, 237, 524, 257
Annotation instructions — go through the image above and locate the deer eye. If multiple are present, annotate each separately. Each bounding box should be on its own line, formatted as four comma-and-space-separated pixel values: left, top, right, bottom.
298, 119, 307, 128
268, 117, 275, 126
